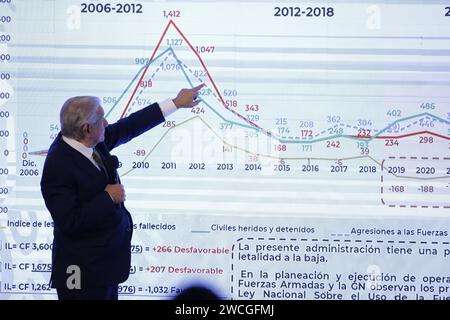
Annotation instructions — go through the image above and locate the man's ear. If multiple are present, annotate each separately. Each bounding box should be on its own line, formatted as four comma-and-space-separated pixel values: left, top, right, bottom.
81, 123, 90, 138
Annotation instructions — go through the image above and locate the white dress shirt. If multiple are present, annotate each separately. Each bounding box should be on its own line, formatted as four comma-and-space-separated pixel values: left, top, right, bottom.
62, 100, 176, 165
62, 101, 175, 203
62, 135, 99, 169
62, 99, 177, 165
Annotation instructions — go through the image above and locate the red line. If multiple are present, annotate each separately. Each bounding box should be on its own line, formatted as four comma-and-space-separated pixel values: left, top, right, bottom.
352, 130, 450, 141
120, 20, 173, 119
119, 23, 450, 143
170, 21, 225, 106
171, 21, 269, 133
119, 20, 267, 134
169, 21, 266, 133
376, 130, 450, 141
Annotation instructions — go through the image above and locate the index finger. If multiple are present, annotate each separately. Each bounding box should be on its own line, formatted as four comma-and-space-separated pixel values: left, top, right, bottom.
192, 83, 205, 92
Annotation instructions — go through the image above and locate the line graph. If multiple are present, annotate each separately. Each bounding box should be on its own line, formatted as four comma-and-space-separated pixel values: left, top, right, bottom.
102, 20, 450, 163
120, 115, 450, 181
97, 18, 450, 211
9, 4, 450, 214
120, 20, 270, 136
23, 18, 449, 185
3, 1, 450, 301
105, 49, 450, 146
102, 20, 450, 152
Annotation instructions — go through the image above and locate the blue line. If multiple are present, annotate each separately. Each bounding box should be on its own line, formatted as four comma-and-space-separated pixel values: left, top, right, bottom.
108, 47, 450, 145
170, 50, 450, 144
104, 48, 172, 119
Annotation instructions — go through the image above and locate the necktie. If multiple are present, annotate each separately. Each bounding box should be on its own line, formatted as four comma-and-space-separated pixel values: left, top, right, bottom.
92, 149, 109, 180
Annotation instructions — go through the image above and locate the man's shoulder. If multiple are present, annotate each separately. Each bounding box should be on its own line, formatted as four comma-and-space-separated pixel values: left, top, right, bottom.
45, 135, 74, 166
41, 137, 72, 184
47, 135, 64, 156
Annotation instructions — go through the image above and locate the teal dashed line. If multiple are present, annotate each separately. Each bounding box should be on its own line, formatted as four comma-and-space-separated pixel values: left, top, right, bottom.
170, 48, 194, 88
104, 48, 172, 119
171, 49, 254, 130
281, 116, 430, 142
373, 112, 449, 141
124, 53, 172, 117
106, 46, 450, 146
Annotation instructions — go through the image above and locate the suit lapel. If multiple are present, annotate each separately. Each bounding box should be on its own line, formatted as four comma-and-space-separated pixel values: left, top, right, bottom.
58, 135, 108, 181
94, 142, 114, 183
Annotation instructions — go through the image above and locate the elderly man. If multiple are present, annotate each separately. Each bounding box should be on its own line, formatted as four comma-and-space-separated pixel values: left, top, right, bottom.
40, 84, 204, 300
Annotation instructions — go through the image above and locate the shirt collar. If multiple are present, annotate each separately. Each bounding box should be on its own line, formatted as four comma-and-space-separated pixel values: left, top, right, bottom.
62, 135, 94, 160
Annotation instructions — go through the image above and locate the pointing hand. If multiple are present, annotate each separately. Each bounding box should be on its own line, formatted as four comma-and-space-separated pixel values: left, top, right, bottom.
172, 84, 205, 109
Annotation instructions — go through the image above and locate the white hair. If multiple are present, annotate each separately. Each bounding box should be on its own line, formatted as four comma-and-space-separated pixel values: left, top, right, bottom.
60, 96, 101, 141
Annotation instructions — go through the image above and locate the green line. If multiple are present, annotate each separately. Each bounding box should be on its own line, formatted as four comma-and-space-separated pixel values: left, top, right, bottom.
371, 112, 426, 140
120, 116, 449, 181
280, 134, 349, 144
170, 48, 194, 88
203, 99, 255, 129
171, 48, 450, 145
423, 112, 450, 125
171, 48, 262, 130
104, 48, 172, 119
191, 230, 211, 234
107, 47, 450, 147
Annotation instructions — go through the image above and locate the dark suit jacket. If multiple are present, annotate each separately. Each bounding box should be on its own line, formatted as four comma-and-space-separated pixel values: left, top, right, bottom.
41, 103, 165, 288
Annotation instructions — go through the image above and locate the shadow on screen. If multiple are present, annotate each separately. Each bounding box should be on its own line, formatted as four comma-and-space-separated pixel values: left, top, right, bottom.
174, 285, 221, 300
